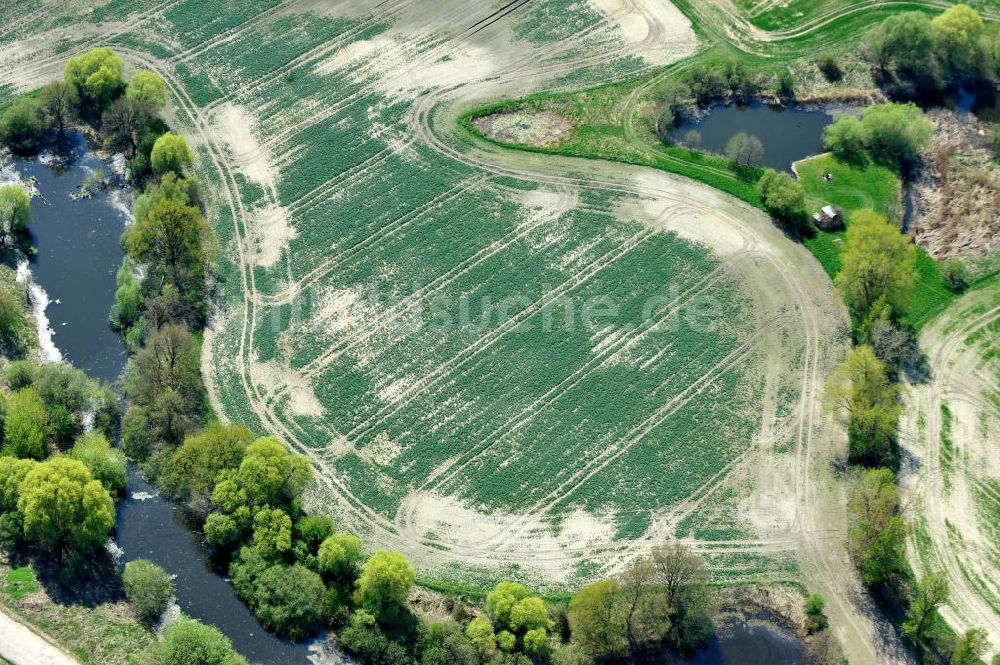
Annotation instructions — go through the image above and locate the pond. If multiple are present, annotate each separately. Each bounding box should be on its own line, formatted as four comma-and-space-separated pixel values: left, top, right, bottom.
666, 102, 834, 172
2, 133, 334, 664
681, 618, 806, 665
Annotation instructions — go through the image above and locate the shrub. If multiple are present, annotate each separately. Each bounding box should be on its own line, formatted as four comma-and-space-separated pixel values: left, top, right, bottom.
817, 53, 842, 81
18, 457, 115, 553
121, 405, 152, 461
0, 98, 44, 154
3, 388, 50, 460
123, 559, 173, 625
804, 593, 827, 633
4, 360, 34, 391
150, 132, 193, 175
148, 617, 247, 665
249, 563, 326, 640
757, 169, 807, 229
69, 431, 127, 496
0, 185, 31, 244
941, 258, 969, 292
354, 550, 415, 623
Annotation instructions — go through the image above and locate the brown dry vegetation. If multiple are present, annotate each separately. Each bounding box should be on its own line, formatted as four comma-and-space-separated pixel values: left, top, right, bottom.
911, 111, 1000, 260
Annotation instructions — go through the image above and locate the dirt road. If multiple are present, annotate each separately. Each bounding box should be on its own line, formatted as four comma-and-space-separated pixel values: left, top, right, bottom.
0, 609, 77, 665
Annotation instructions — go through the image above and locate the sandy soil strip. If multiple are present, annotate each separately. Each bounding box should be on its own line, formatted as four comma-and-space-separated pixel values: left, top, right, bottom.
0, 609, 77, 665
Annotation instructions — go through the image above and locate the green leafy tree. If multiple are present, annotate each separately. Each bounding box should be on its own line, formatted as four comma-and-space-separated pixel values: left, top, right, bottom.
902, 572, 949, 646
487, 581, 534, 631
649, 541, 715, 651
725, 131, 764, 166
0, 457, 35, 512
0, 97, 44, 154
69, 431, 126, 496
0, 185, 31, 244
420, 620, 478, 665
110, 262, 143, 332
214, 436, 311, 510
161, 422, 252, 510
859, 103, 933, 169
835, 209, 917, 321
931, 4, 985, 80
64, 48, 126, 111
33, 362, 94, 447
318, 533, 364, 580
3, 387, 50, 460
102, 97, 153, 158
619, 560, 670, 659
568, 579, 627, 660
848, 468, 908, 586
658, 80, 691, 130
147, 617, 248, 665
127, 70, 168, 108
37, 81, 78, 136
826, 345, 902, 465
341, 609, 410, 664
951, 628, 989, 665
250, 563, 326, 640
121, 405, 151, 461
823, 115, 865, 160
757, 169, 806, 228
92, 381, 121, 441
684, 64, 728, 106
123, 176, 209, 305
18, 457, 115, 553
123, 559, 174, 625
204, 512, 240, 550
123, 324, 206, 446
294, 514, 333, 551
466, 614, 498, 658
863, 12, 941, 91
150, 132, 194, 175
0, 457, 34, 550
354, 550, 415, 622
0, 283, 27, 353
251, 508, 292, 561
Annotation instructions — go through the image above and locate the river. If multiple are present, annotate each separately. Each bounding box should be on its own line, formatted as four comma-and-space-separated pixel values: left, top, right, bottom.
4, 132, 325, 664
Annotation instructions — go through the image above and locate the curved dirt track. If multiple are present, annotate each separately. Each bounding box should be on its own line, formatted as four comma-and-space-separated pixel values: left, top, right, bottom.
901, 287, 1000, 654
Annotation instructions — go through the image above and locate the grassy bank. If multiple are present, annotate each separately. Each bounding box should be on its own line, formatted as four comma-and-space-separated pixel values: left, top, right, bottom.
794, 153, 958, 329
0, 560, 154, 665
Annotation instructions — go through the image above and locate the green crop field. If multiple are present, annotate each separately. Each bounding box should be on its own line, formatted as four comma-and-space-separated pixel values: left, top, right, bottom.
0, 0, 849, 590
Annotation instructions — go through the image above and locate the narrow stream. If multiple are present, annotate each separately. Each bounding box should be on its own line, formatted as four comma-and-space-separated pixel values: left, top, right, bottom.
4, 132, 322, 664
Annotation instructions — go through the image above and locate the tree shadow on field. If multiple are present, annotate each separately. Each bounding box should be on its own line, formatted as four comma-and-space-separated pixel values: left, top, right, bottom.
8, 546, 126, 609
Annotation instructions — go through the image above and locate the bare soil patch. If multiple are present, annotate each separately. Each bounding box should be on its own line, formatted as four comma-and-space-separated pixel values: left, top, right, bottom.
474, 111, 572, 147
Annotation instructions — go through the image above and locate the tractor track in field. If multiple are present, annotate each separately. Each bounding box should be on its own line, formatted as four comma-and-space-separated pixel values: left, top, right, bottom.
901, 297, 1000, 652
415, 249, 762, 494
